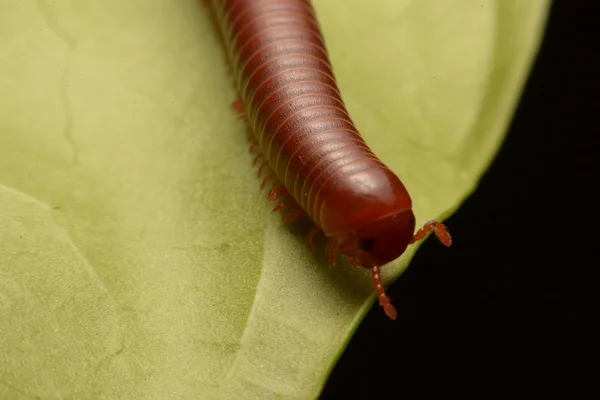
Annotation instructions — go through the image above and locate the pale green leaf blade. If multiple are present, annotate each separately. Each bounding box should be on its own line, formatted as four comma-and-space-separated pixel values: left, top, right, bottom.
0, 1, 549, 399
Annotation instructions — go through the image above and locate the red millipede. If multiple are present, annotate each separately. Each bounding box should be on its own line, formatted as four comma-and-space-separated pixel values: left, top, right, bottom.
205, 0, 452, 320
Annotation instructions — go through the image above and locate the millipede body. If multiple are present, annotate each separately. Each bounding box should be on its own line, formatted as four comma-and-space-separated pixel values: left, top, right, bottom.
206, 0, 452, 320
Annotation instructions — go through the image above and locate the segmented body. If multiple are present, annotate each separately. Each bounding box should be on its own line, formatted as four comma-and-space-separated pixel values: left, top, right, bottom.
206, 0, 451, 320
212, 0, 386, 223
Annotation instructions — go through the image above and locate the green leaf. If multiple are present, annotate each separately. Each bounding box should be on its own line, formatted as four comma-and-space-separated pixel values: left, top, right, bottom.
0, 0, 548, 399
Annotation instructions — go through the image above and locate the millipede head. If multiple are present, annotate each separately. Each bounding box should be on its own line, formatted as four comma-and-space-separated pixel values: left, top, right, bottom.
333, 209, 417, 272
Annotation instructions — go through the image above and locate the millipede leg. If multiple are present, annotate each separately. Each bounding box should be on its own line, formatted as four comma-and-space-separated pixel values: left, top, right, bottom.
372, 266, 397, 320
256, 162, 269, 178
410, 220, 452, 247
306, 227, 321, 252
253, 154, 265, 166
267, 184, 288, 202
272, 201, 296, 213
231, 97, 247, 121
349, 257, 361, 269
231, 97, 244, 115
325, 239, 337, 268
282, 209, 306, 224
260, 175, 274, 190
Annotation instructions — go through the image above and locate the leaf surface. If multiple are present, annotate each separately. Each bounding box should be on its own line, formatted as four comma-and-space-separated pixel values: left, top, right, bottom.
0, 1, 549, 399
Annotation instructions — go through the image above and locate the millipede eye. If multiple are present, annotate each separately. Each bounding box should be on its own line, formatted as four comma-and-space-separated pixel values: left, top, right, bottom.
361, 238, 375, 253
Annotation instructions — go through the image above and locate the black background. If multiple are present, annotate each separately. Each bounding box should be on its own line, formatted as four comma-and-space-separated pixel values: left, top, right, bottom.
321, 1, 597, 398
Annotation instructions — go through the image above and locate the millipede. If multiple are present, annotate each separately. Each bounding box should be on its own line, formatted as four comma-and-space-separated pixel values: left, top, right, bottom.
204, 0, 452, 320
